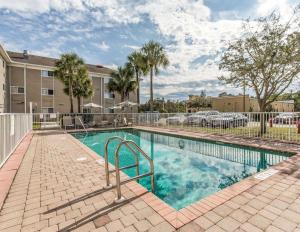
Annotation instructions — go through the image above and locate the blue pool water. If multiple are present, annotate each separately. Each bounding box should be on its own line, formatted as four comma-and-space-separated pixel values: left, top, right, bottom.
72, 129, 291, 210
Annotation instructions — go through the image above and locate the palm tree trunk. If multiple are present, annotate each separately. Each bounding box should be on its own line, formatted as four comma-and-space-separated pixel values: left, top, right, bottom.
77, 96, 81, 113
121, 93, 125, 113
69, 77, 74, 113
136, 70, 140, 110
121, 92, 125, 102
150, 67, 153, 113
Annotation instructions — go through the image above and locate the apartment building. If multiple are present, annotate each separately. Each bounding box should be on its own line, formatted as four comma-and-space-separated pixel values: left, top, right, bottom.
0, 44, 137, 113
0, 45, 10, 113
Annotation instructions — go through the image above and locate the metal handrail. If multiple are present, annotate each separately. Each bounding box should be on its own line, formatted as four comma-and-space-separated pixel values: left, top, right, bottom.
77, 117, 87, 133
104, 136, 139, 188
114, 140, 154, 202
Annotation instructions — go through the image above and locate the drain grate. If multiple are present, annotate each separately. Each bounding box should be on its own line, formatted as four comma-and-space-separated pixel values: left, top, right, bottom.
254, 169, 278, 180
96, 159, 104, 165
76, 157, 87, 161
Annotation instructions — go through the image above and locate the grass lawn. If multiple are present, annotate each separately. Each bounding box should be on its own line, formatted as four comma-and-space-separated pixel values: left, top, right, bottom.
161, 124, 300, 142
33, 122, 41, 130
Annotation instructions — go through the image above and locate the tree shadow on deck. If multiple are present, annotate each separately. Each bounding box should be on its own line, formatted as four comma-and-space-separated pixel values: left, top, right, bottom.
34, 130, 66, 136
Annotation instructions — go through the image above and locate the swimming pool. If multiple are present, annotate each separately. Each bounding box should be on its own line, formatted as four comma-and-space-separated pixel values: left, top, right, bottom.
72, 129, 292, 210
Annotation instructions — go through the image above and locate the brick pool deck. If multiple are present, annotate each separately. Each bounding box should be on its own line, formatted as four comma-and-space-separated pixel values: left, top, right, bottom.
0, 128, 300, 232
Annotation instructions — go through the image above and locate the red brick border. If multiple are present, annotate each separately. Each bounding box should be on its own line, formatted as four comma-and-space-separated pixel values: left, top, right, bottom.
0, 133, 33, 210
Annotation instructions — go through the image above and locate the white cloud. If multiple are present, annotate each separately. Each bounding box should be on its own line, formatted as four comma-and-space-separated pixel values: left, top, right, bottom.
97, 41, 110, 52
0, 0, 249, 97
0, 0, 297, 100
0, 0, 141, 24
135, 0, 244, 88
124, 44, 141, 50
0, 0, 49, 13
87, 0, 141, 25
0, 0, 85, 13
256, 0, 294, 18
136, 0, 298, 99
105, 63, 118, 70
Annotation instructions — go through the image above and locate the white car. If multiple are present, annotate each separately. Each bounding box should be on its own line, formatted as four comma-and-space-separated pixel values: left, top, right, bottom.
185, 111, 220, 126
166, 114, 187, 125
273, 113, 299, 124
208, 113, 248, 128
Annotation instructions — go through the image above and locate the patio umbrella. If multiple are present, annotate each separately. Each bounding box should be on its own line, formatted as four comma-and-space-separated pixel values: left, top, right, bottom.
118, 100, 138, 107
108, 105, 122, 109
83, 103, 103, 108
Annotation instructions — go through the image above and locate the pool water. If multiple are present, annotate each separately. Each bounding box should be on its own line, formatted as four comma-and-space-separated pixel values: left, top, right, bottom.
72, 129, 291, 210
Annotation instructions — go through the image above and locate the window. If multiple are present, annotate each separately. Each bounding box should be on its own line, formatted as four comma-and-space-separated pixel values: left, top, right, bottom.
104, 108, 114, 113
41, 70, 54, 78
104, 78, 111, 84
104, 92, 114, 99
11, 86, 24, 94
3, 84, 5, 91
41, 88, 54, 96
42, 107, 54, 113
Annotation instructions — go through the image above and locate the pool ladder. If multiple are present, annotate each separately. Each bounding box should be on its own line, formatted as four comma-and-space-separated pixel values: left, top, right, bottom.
104, 136, 155, 202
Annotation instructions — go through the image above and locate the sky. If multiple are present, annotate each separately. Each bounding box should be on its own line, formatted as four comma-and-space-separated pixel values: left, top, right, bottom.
0, 0, 299, 103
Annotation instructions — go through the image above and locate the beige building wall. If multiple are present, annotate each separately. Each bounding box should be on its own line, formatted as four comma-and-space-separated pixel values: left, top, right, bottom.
249, 99, 294, 112
270, 101, 294, 112
212, 95, 250, 112
249, 99, 260, 112
0, 46, 138, 114
7, 65, 135, 114
212, 95, 294, 112
0, 55, 6, 113
9, 66, 26, 113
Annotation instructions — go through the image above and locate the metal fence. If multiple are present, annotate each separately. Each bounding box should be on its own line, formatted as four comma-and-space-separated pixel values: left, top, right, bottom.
31, 112, 300, 143
0, 114, 32, 167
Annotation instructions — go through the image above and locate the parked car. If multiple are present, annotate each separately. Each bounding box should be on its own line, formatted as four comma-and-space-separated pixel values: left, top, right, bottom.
209, 113, 248, 128
166, 114, 187, 125
139, 111, 160, 124
227, 113, 248, 127
273, 113, 299, 124
185, 111, 220, 126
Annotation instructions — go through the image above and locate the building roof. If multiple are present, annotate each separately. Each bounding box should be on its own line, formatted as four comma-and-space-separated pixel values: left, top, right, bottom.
7, 51, 113, 75
272, 100, 294, 104
0, 44, 12, 62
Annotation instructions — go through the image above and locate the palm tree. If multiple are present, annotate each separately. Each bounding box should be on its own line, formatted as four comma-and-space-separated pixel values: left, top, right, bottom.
142, 41, 169, 112
127, 51, 148, 107
107, 66, 137, 103
55, 53, 85, 113
63, 66, 94, 113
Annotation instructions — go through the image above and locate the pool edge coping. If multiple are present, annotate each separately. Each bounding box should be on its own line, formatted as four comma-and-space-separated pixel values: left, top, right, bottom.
67, 129, 300, 229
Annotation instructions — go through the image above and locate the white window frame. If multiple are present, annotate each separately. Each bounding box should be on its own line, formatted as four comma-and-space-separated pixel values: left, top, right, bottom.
41, 88, 54, 96
41, 70, 54, 78
41, 107, 54, 113
10, 86, 24, 94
